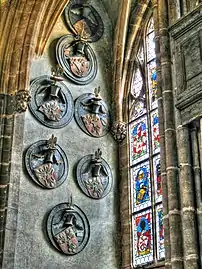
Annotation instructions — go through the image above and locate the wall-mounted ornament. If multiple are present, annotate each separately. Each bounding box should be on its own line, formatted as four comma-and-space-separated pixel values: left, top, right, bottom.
76, 148, 113, 199
56, 35, 97, 85
74, 87, 110, 137
25, 135, 68, 189
15, 90, 31, 113
29, 67, 74, 128
111, 121, 127, 143
64, 0, 104, 43
46, 197, 90, 255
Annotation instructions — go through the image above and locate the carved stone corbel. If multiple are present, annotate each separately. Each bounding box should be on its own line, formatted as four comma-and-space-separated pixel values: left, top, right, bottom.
15, 90, 31, 113
111, 121, 127, 143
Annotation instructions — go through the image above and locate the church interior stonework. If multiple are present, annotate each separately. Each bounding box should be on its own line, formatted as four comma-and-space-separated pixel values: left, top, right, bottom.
1, 1, 202, 269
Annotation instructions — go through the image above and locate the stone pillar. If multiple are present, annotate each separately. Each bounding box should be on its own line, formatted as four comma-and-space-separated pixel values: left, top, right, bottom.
119, 136, 133, 269
158, 1, 183, 268
191, 122, 202, 266
177, 125, 199, 269
152, 0, 171, 268
0, 94, 14, 266
0, 91, 30, 266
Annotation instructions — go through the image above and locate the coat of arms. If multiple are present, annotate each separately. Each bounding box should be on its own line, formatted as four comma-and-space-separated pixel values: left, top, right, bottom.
75, 87, 110, 137
29, 68, 74, 128
46, 198, 90, 255
25, 135, 68, 189
76, 148, 113, 199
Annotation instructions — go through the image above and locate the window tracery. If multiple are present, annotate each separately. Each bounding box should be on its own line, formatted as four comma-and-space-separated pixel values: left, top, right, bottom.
129, 17, 165, 267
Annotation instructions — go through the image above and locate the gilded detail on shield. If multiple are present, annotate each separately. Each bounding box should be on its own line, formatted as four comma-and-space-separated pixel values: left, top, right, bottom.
25, 135, 68, 189
76, 148, 113, 199
75, 87, 110, 137
46, 199, 90, 255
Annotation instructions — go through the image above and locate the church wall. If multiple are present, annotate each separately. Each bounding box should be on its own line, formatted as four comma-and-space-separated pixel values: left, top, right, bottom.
2, 2, 120, 269
101, 0, 121, 29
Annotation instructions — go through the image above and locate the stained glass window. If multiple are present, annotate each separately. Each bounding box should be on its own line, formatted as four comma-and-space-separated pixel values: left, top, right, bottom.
129, 17, 165, 267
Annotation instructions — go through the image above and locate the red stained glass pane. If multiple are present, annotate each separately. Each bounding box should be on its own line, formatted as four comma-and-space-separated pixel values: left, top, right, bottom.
151, 110, 160, 154
130, 117, 149, 165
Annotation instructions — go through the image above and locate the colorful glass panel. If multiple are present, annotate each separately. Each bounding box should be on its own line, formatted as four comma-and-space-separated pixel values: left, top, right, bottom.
130, 15, 165, 267
151, 110, 160, 154
148, 60, 157, 109
153, 155, 162, 203
130, 117, 149, 165
131, 67, 146, 119
132, 161, 151, 211
133, 210, 153, 266
156, 204, 165, 260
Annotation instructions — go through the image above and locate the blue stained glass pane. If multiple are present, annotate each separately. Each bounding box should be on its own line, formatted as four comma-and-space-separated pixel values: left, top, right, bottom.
132, 161, 151, 212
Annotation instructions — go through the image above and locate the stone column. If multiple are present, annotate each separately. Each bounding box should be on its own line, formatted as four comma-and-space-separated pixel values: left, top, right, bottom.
158, 0, 183, 268
191, 122, 202, 266
168, 0, 181, 24
152, 0, 171, 268
177, 125, 199, 269
119, 136, 133, 269
0, 94, 14, 266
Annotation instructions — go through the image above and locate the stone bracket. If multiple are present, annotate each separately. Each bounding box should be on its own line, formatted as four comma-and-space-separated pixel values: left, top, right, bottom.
0, 91, 31, 115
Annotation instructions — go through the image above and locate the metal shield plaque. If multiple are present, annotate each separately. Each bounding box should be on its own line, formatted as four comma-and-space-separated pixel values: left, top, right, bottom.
64, 0, 104, 43
56, 35, 97, 85
47, 201, 90, 255
25, 135, 68, 189
29, 75, 74, 128
74, 88, 110, 137
76, 149, 113, 199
